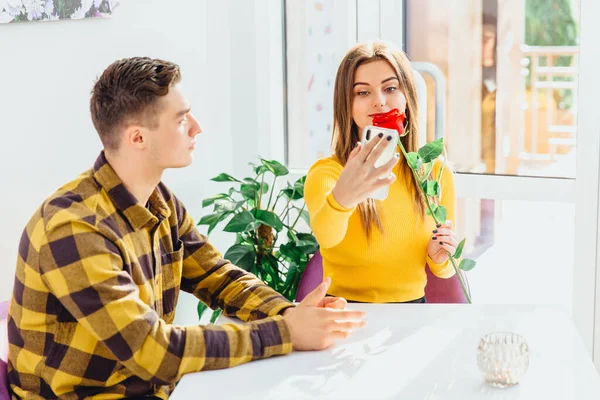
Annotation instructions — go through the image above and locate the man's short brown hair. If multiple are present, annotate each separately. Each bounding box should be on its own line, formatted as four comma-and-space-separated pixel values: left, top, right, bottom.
90, 57, 181, 151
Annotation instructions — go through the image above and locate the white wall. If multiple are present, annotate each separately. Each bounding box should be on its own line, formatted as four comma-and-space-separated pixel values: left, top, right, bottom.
0, 0, 284, 325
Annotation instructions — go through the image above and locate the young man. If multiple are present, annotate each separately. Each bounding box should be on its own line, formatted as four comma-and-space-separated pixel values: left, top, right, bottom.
7, 57, 366, 399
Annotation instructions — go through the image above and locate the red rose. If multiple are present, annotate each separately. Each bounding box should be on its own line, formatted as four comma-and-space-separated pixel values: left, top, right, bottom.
371, 109, 406, 136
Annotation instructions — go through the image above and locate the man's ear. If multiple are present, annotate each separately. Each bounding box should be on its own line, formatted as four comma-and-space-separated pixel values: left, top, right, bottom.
123, 124, 147, 150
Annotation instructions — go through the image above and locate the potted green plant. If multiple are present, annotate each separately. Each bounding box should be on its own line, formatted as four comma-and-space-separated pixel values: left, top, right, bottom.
197, 158, 318, 322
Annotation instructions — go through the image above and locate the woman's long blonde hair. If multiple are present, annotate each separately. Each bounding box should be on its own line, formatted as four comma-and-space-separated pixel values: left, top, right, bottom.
331, 41, 425, 237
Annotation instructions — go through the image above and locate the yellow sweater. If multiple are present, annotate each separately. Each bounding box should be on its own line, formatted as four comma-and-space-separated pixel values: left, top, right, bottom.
304, 153, 456, 302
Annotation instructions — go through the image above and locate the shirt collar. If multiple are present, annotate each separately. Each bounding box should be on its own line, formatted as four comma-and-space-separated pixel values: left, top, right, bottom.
92, 151, 171, 230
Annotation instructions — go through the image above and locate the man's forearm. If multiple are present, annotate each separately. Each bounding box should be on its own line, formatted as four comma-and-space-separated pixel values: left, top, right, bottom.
213, 268, 295, 321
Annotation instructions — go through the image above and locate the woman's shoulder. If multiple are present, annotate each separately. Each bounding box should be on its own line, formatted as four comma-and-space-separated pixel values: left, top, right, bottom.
430, 158, 453, 173
307, 155, 344, 177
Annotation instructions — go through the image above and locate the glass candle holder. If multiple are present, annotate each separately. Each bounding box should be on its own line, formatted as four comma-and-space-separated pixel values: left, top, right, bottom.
477, 332, 530, 388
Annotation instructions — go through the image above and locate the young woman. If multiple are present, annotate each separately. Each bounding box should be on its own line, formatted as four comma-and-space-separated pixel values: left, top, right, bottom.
304, 41, 459, 303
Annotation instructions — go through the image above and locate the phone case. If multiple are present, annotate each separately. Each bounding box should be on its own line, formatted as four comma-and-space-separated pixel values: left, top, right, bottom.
360, 125, 398, 200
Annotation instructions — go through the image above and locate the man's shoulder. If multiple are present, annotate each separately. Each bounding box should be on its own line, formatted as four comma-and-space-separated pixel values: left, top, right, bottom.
39, 169, 102, 231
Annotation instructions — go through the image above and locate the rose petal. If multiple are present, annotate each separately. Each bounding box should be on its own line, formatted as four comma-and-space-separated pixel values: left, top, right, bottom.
372, 108, 406, 136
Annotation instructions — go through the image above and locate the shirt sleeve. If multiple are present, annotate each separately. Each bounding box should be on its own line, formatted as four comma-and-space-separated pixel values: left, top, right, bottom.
39, 219, 292, 385
174, 197, 295, 321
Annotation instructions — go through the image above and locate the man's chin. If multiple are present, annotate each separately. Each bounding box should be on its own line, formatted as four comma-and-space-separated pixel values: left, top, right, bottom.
167, 157, 194, 169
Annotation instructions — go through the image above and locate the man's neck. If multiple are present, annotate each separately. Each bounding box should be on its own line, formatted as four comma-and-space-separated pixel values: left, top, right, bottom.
104, 150, 163, 207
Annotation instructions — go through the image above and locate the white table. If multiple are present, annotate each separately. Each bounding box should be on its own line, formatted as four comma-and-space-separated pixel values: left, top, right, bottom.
172, 304, 600, 399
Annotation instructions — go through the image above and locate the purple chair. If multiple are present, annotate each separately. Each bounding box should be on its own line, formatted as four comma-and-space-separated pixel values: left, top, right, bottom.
424, 264, 470, 303
295, 252, 324, 302
295, 250, 470, 303
1, 301, 9, 400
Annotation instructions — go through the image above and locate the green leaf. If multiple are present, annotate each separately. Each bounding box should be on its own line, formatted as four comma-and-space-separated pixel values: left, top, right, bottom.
281, 261, 299, 296
224, 243, 256, 270
287, 230, 299, 242
279, 242, 304, 263
459, 258, 476, 271
214, 199, 245, 213
289, 270, 302, 301
265, 253, 281, 270
202, 193, 230, 208
235, 233, 254, 245
208, 213, 231, 236
209, 309, 223, 324
426, 203, 437, 217
253, 210, 284, 232
405, 152, 422, 170
223, 211, 256, 232
300, 209, 310, 225
261, 182, 270, 194
198, 213, 224, 226
295, 233, 319, 254
254, 165, 269, 175
433, 205, 447, 224
197, 210, 232, 236
421, 180, 440, 197
420, 162, 435, 181
240, 182, 260, 200
261, 254, 281, 287
293, 182, 305, 197
197, 301, 209, 320
454, 238, 466, 259
260, 158, 289, 177
211, 173, 241, 183
281, 178, 307, 200
418, 138, 444, 163
240, 178, 268, 197
282, 184, 303, 200
292, 176, 307, 197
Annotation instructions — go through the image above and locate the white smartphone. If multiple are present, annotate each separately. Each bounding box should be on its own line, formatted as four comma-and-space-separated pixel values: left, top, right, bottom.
360, 125, 399, 201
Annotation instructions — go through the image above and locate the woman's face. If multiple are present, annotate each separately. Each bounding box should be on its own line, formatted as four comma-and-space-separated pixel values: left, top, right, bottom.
352, 60, 407, 133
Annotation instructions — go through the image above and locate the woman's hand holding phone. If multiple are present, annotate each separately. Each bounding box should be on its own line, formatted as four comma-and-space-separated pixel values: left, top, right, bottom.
332, 127, 399, 208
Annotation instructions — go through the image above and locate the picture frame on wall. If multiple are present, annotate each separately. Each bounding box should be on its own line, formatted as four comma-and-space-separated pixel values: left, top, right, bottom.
0, 0, 120, 24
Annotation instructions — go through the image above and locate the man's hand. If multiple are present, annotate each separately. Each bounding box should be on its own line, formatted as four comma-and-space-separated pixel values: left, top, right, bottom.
283, 277, 366, 351
283, 294, 348, 317
318, 296, 348, 309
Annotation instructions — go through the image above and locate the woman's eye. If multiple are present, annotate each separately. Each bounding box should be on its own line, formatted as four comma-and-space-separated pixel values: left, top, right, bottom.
356, 91, 369, 96
180, 118, 187, 125
385, 87, 397, 92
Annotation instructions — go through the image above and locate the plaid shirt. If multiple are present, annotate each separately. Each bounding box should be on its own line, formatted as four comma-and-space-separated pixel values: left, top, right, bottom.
8, 152, 294, 399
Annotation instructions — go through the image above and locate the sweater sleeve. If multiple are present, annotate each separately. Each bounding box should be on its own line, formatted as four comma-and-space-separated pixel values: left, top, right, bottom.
304, 158, 357, 249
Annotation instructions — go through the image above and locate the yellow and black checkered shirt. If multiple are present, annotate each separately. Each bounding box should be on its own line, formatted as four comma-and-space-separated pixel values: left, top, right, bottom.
7, 152, 294, 399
